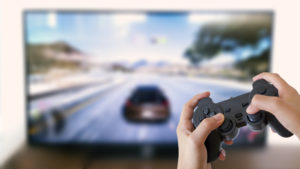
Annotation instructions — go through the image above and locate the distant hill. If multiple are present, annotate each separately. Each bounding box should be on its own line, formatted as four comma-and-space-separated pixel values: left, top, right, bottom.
131, 59, 170, 69
27, 41, 84, 74
132, 59, 148, 68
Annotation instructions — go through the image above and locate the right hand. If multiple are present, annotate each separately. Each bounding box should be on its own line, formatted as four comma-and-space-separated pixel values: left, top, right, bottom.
246, 72, 300, 139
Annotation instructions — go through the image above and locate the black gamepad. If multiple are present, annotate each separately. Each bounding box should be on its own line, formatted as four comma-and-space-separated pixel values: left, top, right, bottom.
192, 79, 293, 162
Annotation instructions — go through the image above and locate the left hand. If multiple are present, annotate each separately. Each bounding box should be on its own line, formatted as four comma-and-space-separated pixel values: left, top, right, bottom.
177, 92, 232, 169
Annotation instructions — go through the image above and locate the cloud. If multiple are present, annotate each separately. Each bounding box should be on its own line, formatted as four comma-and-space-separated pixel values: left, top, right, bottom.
47, 12, 57, 28
112, 14, 146, 38
202, 53, 235, 67
112, 14, 146, 26
188, 13, 228, 24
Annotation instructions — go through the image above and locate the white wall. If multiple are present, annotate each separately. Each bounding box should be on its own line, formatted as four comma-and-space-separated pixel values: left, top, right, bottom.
1, 0, 300, 165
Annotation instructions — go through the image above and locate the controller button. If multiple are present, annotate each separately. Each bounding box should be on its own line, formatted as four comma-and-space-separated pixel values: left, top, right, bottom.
203, 107, 210, 115
236, 121, 246, 127
208, 111, 216, 117
258, 87, 267, 94
235, 113, 243, 118
219, 118, 233, 133
248, 112, 263, 123
242, 102, 249, 107
225, 108, 231, 113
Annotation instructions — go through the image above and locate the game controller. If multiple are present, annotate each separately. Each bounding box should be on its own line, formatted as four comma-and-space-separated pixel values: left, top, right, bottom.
192, 79, 293, 162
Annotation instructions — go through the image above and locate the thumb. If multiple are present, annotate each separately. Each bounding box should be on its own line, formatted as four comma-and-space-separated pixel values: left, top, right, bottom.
191, 113, 224, 145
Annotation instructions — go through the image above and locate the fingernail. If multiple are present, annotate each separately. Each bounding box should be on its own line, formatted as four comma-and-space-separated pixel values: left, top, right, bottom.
221, 149, 226, 157
219, 149, 226, 161
246, 105, 252, 113
214, 113, 223, 122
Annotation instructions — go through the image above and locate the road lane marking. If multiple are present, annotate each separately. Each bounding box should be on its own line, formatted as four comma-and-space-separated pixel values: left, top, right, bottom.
29, 81, 127, 135
138, 126, 147, 141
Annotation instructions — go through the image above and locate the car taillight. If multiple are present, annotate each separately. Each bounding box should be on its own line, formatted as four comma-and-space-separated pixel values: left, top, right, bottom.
126, 100, 132, 107
163, 100, 169, 107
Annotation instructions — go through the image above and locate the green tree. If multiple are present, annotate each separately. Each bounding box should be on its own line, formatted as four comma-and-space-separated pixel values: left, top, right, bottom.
184, 13, 272, 64
235, 50, 270, 77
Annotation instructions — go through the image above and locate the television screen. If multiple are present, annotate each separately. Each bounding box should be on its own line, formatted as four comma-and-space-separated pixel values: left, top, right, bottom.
25, 11, 273, 147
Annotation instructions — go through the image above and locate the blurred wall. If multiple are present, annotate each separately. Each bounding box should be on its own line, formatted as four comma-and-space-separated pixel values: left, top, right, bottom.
0, 0, 300, 165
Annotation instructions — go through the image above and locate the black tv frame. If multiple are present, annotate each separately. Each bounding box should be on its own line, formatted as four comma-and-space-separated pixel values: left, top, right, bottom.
23, 10, 274, 157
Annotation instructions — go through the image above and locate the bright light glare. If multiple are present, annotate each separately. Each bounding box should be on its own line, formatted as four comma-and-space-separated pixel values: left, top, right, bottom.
112, 14, 146, 26
111, 14, 146, 38
188, 14, 228, 24
48, 12, 57, 28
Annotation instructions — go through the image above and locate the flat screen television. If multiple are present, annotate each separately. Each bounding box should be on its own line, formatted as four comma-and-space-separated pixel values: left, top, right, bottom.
24, 10, 273, 154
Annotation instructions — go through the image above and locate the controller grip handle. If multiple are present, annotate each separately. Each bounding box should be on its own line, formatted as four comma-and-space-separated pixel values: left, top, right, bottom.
267, 113, 293, 137
205, 130, 223, 163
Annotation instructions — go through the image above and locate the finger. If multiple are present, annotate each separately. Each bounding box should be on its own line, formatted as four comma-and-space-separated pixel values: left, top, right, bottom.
224, 140, 233, 145
180, 92, 210, 123
191, 113, 224, 145
246, 94, 287, 116
253, 72, 290, 95
218, 148, 226, 161
178, 92, 210, 132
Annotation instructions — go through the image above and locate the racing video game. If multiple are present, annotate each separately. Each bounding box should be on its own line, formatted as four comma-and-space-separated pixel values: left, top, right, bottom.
25, 11, 273, 147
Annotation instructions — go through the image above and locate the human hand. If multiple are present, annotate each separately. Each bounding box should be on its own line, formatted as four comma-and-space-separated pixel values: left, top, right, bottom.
177, 92, 232, 169
246, 72, 300, 139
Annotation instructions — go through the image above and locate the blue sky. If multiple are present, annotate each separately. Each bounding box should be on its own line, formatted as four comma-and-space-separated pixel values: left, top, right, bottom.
25, 12, 271, 65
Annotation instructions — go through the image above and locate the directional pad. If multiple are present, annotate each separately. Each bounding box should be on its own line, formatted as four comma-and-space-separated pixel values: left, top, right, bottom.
203, 107, 210, 115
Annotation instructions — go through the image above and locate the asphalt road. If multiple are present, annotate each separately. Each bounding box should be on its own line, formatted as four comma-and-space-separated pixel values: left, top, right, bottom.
31, 75, 250, 144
